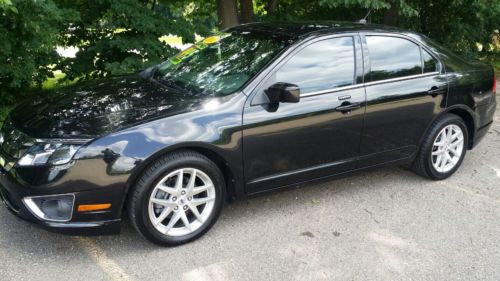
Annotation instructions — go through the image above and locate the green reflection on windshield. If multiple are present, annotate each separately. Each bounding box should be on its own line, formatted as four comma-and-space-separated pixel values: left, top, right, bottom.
157, 31, 288, 96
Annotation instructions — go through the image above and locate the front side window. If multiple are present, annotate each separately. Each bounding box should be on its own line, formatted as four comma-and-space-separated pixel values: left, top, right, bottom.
365, 36, 422, 82
268, 37, 356, 94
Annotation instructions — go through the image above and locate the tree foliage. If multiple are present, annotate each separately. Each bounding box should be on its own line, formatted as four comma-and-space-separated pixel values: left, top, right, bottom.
0, 0, 74, 103
56, 0, 200, 80
0, 0, 498, 105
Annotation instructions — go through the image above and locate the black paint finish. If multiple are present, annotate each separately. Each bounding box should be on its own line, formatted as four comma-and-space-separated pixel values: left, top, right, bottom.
0, 22, 496, 235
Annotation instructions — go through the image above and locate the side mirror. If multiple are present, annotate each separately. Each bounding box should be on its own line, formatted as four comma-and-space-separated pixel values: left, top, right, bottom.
265, 82, 300, 104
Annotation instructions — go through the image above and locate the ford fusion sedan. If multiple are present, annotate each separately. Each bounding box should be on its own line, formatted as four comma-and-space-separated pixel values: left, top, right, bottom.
0, 22, 496, 246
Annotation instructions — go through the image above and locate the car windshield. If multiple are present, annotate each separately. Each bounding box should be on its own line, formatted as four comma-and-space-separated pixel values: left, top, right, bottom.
154, 30, 290, 96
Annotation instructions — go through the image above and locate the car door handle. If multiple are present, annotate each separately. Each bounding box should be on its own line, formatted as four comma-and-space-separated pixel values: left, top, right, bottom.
427, 86, 446, 96
335, 102, 361, 112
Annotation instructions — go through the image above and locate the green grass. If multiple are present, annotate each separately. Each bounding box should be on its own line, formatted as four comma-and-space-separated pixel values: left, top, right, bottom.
42, 70, 79, 90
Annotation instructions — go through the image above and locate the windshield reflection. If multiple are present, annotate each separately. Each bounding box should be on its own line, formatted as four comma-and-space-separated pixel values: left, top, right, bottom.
155, 30, 290, 96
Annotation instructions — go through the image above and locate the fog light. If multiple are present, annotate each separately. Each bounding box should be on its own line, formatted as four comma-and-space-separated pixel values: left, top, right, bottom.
23, 194, 75, 222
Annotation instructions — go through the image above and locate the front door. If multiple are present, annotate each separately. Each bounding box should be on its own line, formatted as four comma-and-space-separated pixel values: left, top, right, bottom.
242, 36, 366, 194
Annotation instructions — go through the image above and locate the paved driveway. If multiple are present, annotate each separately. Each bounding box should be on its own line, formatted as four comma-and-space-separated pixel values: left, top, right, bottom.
0, 98, 499, 281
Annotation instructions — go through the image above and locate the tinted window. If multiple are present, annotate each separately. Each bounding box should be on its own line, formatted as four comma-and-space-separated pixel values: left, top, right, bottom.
272, 37, 355, 94
366, 36, 422, 82
422, 49, 438, 73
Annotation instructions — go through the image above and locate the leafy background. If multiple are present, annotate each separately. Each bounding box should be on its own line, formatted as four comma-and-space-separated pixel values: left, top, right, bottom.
0, 0, 499, 124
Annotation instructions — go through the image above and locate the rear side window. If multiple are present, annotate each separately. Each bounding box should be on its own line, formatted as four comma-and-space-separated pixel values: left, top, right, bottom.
365, 36, 422, 82
272, 37, 355, 94
422, 49, 438, 73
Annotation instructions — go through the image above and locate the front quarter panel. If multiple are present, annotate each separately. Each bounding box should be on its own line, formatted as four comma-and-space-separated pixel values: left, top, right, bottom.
74, 93, 246, 204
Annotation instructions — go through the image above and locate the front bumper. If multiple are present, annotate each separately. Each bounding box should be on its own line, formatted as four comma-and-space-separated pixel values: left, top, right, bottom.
0, 160, 125, 236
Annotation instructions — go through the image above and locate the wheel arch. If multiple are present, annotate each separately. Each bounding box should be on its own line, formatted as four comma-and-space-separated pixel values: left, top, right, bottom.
444, 105, 477, 149
416, 105, 477, 159
122, 143, 239, 212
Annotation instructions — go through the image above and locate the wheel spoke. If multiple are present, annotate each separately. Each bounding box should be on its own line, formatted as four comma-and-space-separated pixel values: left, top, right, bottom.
191, 196, 215, 207
189, 205, 204, 223
186, 169, 197, 195
450, 138, 463, 148
436, 132, 446, 146
446, 127, 453, 140
180, 211, 193, 231
151, 198, 177, 208
156, 184, 177, 196
153, 207, 172, 226
163, 211, 182, 234
448, 152, 458, 165
174, 169, 184, 190
435, 154, 443, 170
442, 153, 451, 169
448, 147, 459, 157
192, 184, 212, 196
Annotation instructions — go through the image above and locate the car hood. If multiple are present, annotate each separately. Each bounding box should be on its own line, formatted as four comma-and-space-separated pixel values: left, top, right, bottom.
9, 75, 206, 139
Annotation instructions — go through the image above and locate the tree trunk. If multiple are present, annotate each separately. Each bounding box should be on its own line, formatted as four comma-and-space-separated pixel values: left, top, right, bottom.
267, 0, 278, 15
383, 3, 399, 26
217, 0, 239, 29
240, 0, 253, 23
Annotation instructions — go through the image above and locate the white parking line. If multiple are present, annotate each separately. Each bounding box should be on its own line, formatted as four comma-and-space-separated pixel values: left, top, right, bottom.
74, 237, 135, 281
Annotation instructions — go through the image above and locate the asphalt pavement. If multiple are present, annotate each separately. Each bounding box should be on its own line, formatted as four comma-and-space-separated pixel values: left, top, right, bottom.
0, 96, 499, 281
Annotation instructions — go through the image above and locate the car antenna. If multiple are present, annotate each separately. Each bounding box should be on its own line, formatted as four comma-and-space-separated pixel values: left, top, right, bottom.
358, 9, 373, 24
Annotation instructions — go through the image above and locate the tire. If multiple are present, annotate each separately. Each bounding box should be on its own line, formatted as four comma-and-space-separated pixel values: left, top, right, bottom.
413, 114, 469, 180
127, 150, 225, 246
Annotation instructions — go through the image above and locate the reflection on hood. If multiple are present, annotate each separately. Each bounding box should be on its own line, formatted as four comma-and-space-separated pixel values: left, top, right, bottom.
10, 75, 206, 138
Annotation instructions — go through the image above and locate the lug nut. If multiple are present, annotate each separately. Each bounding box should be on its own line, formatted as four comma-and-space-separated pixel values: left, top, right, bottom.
181, 190, 186, 195
183, 205, 188, 210
174, 206, 178, 211
188, 197, 192, 201
172, 196, 177, 201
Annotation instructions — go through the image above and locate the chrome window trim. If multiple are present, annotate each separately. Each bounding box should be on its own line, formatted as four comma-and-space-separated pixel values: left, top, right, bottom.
300, 72, 440, 98
34, 138, 93, 144
363, 71, 440, 87
301, 84, 364, 98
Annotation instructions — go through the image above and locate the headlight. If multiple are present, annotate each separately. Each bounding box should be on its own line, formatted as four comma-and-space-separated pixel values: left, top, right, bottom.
17, 143, 83, 167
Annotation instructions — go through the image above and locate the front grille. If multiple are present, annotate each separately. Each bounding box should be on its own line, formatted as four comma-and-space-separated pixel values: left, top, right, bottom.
0, 118, 33, 160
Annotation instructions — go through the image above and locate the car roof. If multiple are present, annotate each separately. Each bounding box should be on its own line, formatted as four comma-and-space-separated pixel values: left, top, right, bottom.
231, 21, 409, 39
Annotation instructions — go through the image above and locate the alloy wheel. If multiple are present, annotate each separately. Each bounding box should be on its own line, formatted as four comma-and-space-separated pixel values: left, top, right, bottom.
148, 168, 216, 237
431, 124, 465, 173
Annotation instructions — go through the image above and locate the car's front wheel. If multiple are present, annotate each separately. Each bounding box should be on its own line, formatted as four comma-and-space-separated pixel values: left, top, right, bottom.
413, 114, 468, 180
127, 151, 225, 246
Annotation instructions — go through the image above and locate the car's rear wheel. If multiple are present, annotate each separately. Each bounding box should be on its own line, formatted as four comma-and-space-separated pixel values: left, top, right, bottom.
128, 150, 225, 246
413, 114, 468, 180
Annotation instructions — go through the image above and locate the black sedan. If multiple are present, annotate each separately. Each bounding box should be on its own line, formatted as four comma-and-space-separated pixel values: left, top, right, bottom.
0, 22, 496, 246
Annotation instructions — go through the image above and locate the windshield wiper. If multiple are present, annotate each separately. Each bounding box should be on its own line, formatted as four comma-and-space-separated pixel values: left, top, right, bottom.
157, 77, 192, 94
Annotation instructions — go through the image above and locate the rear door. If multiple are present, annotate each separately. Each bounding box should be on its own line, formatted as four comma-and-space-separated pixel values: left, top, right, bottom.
242, 35, 366, 194
359, 34, 447, 167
